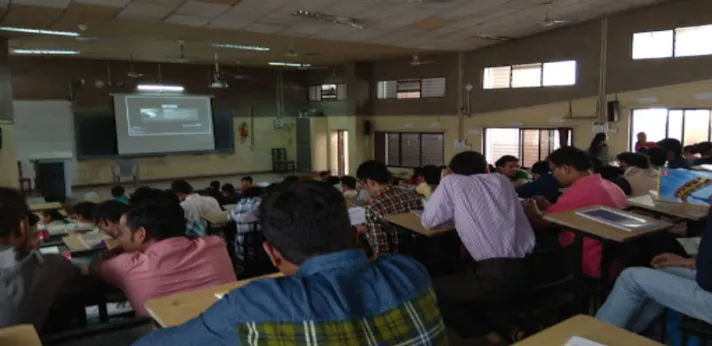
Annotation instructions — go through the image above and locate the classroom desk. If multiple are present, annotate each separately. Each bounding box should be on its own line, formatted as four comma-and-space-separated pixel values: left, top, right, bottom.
514, 315, 663, 345
204, 211, 230, 224
145, 272, 283, 328
384, 212, 454, 237
543, 206, 673, 243
627, 194, 708, 221
0, 324, 42, 346
29, 202, 63, 212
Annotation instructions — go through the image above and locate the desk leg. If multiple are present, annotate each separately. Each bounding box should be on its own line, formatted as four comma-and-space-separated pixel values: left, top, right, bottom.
572, 233, 585, 315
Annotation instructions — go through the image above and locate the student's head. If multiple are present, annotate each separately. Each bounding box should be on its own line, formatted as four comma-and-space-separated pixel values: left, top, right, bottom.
242, 186, 264, 198
209, 180, 220, 191
111, 185, 125, 198
449, 151, 488, 176
241, 176, 254, 189
118, 203, 185, 252
130, 187, 180, 206
696, 142, 712, 156
260, 181, 356, 276
684, 145, 695, 155
531, 161, 551, 180
646, 147, 667, 168
170, 179, 193, 201
494, 155, 520, 178
41, 209, 66, 224
0, 187, 35, 252
356, 160, 391, 196
341, 176, 357, 191
617, 152, 651, 170
637, 132, 647, 143
590, 132, 607, 148
412, 167, 425, 184
422, 165, 441, 186
548, 147, 593, 187
74, 201, 97, 224
94, 201, 130, 239
325, 176, 341, 186
657, 138, 683, 160
283, 175, 299, 183
319, 171, 331, 180
221, 183, 236, 196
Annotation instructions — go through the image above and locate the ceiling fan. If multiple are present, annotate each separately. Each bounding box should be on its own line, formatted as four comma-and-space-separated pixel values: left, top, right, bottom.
542, 2, 568, 27
409, 52, 434, 66
127, 54, 144, 79
165, 40, 201, 64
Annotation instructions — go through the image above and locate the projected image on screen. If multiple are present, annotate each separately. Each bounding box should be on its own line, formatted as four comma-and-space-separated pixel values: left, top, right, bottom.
126, 98, 209, 137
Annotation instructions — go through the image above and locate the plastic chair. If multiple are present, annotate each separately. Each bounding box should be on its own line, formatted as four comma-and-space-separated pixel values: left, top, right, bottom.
112, 160, 139, 186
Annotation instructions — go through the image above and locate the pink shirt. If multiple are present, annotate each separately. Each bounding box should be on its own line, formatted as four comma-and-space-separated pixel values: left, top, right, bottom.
546, 174, 627, 278
99, 236, 236, 315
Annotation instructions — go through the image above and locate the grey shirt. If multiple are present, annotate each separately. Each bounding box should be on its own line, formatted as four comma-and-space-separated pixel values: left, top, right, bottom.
0, 245, 81, 331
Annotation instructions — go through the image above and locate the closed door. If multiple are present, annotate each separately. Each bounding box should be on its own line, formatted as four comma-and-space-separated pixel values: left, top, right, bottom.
296, 118, 312, 172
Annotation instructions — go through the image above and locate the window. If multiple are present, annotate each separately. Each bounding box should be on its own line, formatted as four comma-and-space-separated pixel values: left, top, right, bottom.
484, 128, 573, 168
376, 77, 446, 99
630, 108, 712, 150
482, 60, 576, 89
632, 24, 712, 60
375, 132, 444, 167
308, 84, 346, 101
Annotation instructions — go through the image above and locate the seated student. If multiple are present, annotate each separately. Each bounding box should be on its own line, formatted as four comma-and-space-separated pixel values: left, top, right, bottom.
646, 146, 668, 169
240, 176, 254, 192
657, 138, 692, 169
524, 147, 627, 278
318, 170, 331, 181
93, 200, 130, 239
516, 160, 561, 203
415, 165, 441, 200
634, 132, 658, 152
171, 179, 221, 226
357, 160, 423, 257
283, 175, 300, 183
91, 202, 236, 316
495, 155, 532, 188
615, 152, 659, 197
111, 185, 129, 205
134, 181, 446, 346
220, 183, 241, 205
0, 187, 84, 331
131, 187, 206, 237
227, 186, 263, 261
409, 166, 425, 185
325, 176, 341, 187
341, 176, 371, 203
684, 145, 700, 161
596, 208, 712, 332
205, 180, 223, 203
40, 209, 67, 227
693, 142, 712, 165
74, 201, 97, 225
422, 152, 535, 343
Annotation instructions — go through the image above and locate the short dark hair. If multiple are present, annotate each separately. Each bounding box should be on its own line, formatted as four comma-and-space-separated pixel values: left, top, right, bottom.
242, 186, 264, 198
548, 147, 592, 172
319, 171, 330, 178
42, 209, 66, 223
241, 176, 253, 183
0, 187, 29, 239
283, 175, 299, 183
695, 142, 712, 155
422, 165, 441, 186
657, 138, 683, 156
170, 180, 193, 195
449, 151, 488, 176
130, 187, 180, 207
210, 180, 220, 190
221, 183, 235, 194
74, 201, 97, 221
126, 203, 185, 241
495, 155, 519, 168
646, 147, 667, 167
260, 181, 355, 264
94, 200, 130, 224
531, 161, 551, 175
617, 152, 651, 169
356, 160, 391, 184
325, 176, 341, 186
111, 185, 125, 198
28, 213, 40, 227
341, 176, 357, 189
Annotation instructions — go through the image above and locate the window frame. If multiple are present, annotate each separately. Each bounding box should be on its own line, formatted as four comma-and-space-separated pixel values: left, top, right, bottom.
308, 84, 346, 102
628, 108, 712, 150
482, 60, 577, 90
632, 24, 712, 60
376, 77, 446, 100
378, 131, 445, 168
482, 127, 574, 168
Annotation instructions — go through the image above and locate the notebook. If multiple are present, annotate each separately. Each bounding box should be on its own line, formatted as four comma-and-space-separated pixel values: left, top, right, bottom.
576, 207, 652, 232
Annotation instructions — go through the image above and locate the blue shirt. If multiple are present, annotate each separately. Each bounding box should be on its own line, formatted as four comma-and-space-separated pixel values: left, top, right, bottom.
516, 173, 561, 203
134, 250, 446, 346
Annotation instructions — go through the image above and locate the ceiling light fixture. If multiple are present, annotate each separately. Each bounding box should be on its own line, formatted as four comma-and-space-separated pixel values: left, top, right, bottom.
136, 84, 184, 92
0, 26, 80, 37
269, 62, 311, 68
212, 43, 270, 52
12, 49, 80, 55
293, 10, 364, 29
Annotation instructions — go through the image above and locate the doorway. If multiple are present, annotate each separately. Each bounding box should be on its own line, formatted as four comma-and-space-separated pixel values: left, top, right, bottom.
330, 130, 349, 176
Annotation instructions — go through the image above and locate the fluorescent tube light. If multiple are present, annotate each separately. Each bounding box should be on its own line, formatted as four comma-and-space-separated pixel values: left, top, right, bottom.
0, 26, 80, 37
212, 43, 270, 52
268, 62, 311, 67
12, 49, 80, 55
136, 84, 184, 92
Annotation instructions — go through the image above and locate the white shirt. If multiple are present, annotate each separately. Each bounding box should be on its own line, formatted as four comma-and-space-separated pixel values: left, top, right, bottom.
180, 193, 222, 224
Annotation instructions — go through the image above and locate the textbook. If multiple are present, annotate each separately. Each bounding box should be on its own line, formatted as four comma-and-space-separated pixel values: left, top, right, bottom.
658, 168, 712, 206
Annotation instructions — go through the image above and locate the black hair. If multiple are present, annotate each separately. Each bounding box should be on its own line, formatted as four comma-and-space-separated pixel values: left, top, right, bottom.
617, 152, 651, 169
696, 142, 712, 155
684, 145, 695, 154
422, 165, 441, 186
356, 160, 391, 184
0, 188, 29, 239
657, 138, 683, 156
283, 175, 300, 183
341, 176, 357, 189
531, 161, 551, 175
42, 209, 67, 223
170, 179, 193, 195
646, 147, 667, 167
600, 165, 624, 180
412, 167, 424, 181
319, 171, 330, 178
260, 181, 355, 264
449, 151, 488, 176
221, 183, 236, 194
74, 202, 97, 221
93, 200, 131, 224
130, 187, 181, 207
495, 155, 519, 168
242, 176, 253, 183
210, 180, 220, 190
325, 176, 341, 186
548, 147, 592, 172
126, 203, 186, 241
589, 132, 607, 149
28, 213, 40, 227
242, 186, 264, 198
111, 185, 125, 198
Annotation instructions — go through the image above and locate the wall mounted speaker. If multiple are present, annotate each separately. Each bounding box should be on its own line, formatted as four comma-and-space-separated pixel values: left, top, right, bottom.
606, 100, 619, 122
364, 120, 372, 135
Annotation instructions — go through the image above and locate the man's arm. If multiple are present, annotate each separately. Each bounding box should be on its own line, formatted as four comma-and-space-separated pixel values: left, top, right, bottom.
364, 206, 388, 257
696, 209, 712, 291
421, 179, 453, 229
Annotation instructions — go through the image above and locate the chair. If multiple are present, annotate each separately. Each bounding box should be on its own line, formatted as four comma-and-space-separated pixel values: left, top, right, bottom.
112, 159, 139, 186
236, 223, 274, 279
680, 316, 712, 346
41, 316, 152, 345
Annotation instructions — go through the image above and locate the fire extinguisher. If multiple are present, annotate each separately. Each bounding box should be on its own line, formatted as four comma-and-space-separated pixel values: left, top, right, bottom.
239, 122, 249, 143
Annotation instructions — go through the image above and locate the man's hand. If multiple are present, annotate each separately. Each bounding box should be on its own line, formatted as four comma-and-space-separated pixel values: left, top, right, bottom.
532, 196, 551, 211
355, 224, 367, 235
441, 167, 453, 179
524, 199, 541, 218
651, 253, 695, 269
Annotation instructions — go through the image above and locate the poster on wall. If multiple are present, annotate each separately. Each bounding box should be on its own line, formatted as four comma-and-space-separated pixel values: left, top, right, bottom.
658, 168, 712, 206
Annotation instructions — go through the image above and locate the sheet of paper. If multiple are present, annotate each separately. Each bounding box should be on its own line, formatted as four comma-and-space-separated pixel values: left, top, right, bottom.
39, 246, 60, 254
349, 207, 366, 226
79, 233, 110, 248
565, 336, 607, 346
677, 237, 702, 256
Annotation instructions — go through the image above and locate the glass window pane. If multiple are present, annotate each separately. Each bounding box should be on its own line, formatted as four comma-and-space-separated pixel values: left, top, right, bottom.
511, 63, 542, 88
521, 130, 540, 168
675, 25, 712, 57
400, 134, 421, 167
631, 108, 668, 150
483, 66, 511, 89
485, 128, 520, 165
683, 110, 711, 146
668, 110, 683, 143
542, 60, 577, 86
632, 30, 673, 59
421, 77, 446, 97
421, 134, 444, 165
377, 81, 397, 99
386, 133, 400, 165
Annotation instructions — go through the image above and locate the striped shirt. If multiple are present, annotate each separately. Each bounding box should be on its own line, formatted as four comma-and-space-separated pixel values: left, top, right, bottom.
422, 173, 535, 261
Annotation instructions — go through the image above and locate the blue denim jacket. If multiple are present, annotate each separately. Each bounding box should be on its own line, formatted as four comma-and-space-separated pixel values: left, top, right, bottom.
134, 249, 446, 346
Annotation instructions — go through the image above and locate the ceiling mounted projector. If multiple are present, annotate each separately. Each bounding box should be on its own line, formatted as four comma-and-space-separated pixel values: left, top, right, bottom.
209, 80, 229, 89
